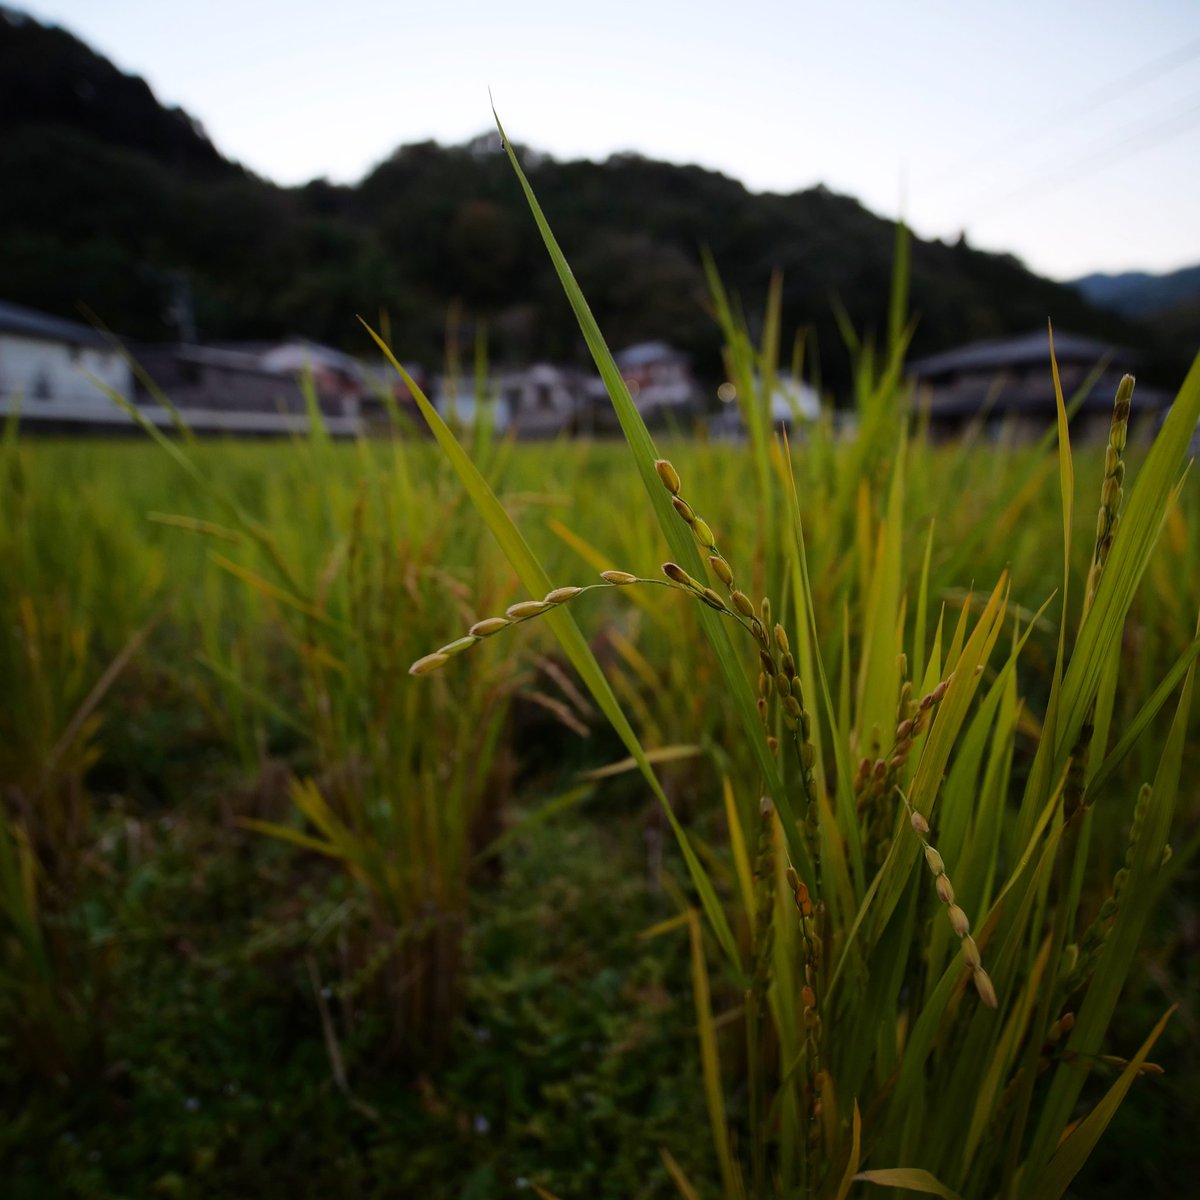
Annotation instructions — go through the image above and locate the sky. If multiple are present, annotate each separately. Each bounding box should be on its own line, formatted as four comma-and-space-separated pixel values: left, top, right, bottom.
18, 0, 1200, 281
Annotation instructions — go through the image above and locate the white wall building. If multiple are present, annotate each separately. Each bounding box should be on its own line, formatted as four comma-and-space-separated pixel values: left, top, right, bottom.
614, 341, 698, 414
0, 299, 133, 422
501, 363, 581, 438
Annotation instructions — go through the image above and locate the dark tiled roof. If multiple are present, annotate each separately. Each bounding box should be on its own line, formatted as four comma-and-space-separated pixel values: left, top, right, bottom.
909, 331, 1135, 379
615, 340, 687, 367
0, 299, 109, 346
922, 378, 1171, 420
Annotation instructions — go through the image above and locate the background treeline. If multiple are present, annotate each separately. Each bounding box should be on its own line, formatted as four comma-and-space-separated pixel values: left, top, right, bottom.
0, 8, 1187, 389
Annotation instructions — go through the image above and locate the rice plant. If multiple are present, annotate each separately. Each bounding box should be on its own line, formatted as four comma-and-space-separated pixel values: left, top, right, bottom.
401, 120, 1200, 1198
0, 428, 165, 1077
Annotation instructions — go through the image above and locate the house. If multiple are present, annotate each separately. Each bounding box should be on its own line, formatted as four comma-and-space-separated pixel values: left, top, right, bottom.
0, 303, 365, 436
712, 375, 821, 441
432, 377, 513, 436
908, 331, 1168, 442
613, 341, 701, 428
131, 340, 362, 435
357, 360, 430, 435
570, 341, 701, 436
424, 364, 585, 440
260, 341, 364, 420
0, 298, 134, 427
500, 364, 582, 439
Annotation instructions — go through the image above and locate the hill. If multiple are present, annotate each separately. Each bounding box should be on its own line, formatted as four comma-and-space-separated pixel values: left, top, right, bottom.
0, 7, 1155, 389
0, 6, 236, 177
1072, 265, 1200, 320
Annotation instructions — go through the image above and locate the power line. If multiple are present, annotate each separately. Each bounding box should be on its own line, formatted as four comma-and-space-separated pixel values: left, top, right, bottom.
930, 32, 1200, 186
972, 89, 1200, 218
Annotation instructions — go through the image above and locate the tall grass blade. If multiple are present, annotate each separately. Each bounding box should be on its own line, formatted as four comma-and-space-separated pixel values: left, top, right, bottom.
854, 1168, 964, 1199
492, 110, 813, 884
1053, 354, 1200, 771
1026, 642, 1195, 1178
1025, 1006, 1175, 1200
686, 907, 742, 1200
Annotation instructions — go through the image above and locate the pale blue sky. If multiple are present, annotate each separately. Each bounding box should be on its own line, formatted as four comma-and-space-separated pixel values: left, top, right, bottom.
19, 0, 1200, 280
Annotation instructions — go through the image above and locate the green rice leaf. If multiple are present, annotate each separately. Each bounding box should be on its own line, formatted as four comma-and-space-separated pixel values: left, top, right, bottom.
686, 908, 743, 1200
781, 431, 861, 891
1085, 631, 1200, 800
1025, 1006, 1175, 1200
493, 111, 813, 886
1025, 635, 1195, 1177
1053, 354, 1200, 772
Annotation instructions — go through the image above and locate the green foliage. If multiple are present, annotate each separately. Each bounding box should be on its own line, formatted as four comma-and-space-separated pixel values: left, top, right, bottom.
1, 412, 1198, 1194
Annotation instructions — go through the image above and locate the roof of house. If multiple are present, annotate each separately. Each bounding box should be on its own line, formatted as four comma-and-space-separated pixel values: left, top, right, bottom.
357, 361, 424, 390
0, 298, 110, 347
174, 344, 265, 370
135, 340, 369, 382
919, 377, 1171, 420
615, 340, 687, 368
908, 331, 1135, 379
260, 341, 364, 382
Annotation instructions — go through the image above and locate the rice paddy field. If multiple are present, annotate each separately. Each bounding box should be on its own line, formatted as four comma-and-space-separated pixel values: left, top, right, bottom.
4, 149, 1200, 1200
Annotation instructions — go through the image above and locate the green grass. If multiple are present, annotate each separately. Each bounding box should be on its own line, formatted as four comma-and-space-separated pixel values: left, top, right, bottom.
1, 422, 1198, 1197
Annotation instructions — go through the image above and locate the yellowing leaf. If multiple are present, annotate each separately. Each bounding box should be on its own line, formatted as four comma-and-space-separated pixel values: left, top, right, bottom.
853, 1167, 964, 1199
